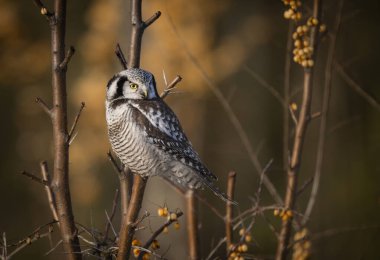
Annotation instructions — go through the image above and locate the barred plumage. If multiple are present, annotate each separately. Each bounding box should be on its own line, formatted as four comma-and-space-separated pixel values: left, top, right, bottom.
106, 68, 235, 203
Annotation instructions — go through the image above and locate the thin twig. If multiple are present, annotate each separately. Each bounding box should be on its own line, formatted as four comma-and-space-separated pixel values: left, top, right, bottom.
160, 75, 183, 99
40, 161, 59, 222
144, 11, 162, 28
335, 63, 380, 112
68, 102, 85, 144
35, 97, 52, 116
103, 189, 120, 242
115, 43, 128, 69
225, 171, 237, 251
137, 212, 184, 259
20, 171, 48, 186
186, 190, 199, 260
32, 0, 54, 19
58, 46, 75, 71
243, 66, 286, 108
303, 0, 344, 225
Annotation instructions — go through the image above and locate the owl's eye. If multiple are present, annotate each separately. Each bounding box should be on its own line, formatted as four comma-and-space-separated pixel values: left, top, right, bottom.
129, 83, 138, 90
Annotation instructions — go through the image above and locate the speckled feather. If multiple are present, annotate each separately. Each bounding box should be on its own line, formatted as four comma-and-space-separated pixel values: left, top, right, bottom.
105, 68, 235, 204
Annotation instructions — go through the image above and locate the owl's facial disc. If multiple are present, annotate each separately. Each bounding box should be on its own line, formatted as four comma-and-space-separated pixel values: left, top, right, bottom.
106, 68, 159, 101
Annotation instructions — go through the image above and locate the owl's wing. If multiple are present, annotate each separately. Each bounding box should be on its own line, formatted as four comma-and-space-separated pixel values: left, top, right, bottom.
128, 99, 218, 182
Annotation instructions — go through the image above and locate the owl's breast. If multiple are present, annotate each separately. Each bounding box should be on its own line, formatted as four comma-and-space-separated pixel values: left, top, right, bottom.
106, 102, 165, 177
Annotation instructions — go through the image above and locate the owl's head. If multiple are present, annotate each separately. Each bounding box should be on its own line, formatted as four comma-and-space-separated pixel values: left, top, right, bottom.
106, 68, 159, 101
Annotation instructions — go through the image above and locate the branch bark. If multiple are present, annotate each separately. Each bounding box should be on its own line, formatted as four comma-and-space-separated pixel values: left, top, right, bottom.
116, 1, 160, 259
275, 1, 322, 259
186, 190, 200, 260
40, 0, 81, 258
225, 172, 236, 252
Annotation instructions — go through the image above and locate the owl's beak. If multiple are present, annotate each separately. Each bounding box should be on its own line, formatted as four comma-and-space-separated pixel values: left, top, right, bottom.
142, 89, 148, 98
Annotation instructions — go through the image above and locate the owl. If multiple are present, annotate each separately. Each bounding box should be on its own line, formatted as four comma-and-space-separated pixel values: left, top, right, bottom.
106, 68, 234, 203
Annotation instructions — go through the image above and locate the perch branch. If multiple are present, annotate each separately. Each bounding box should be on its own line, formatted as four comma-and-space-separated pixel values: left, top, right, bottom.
275, 1, 322, 259
117, 176, 147, 260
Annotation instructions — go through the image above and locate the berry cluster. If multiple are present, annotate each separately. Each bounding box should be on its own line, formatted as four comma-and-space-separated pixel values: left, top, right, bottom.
274, 208, 293, 221
292, 228, 311, 260
282, 0, 302, 21
228, 228, 252, 260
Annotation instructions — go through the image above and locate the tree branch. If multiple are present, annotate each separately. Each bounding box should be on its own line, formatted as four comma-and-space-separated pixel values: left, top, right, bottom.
115, 43, 128, 69
68, 102, 85, 144
40, 161, 59, 222
225, 172, 236, 252
186, 190, 199, 260
275, 1, 322, 259
20, 171, 48, 186
117, 176, 147, 260
103, 189, 120, 243
35, 97, 52, 117
160, 75, 183, 99
58, 46, 75, 71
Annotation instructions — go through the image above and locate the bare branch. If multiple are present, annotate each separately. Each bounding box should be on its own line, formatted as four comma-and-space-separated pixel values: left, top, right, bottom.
58, 46, 76, 71
20, 171, 48, 186
32, 0, 54, 19
276, 0, 322, 259
225, 171, 236, 251
138, 212, 184, 259
243, 66, 286, 108
143, 11, 162, 28
160, 75, 183, 99
35, 97, 52, 116
104, 189, 120, 242
186, 190, 199, 260
117, 176, 147, 260
335, 63, 380, 112
115, 43, 128, 69
40, 161, 59, 222
68, 102, 85, 144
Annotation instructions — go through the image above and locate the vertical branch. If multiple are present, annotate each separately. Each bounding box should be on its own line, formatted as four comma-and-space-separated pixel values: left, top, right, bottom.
33, 0, 82, 258
117, 177, 147, 260
116, 1, 160, 259
225, 172, 236, 251
283, 22, 294, 172
303, 0, 344, 225
186, 190, 200, 260
276, 1, 322, 259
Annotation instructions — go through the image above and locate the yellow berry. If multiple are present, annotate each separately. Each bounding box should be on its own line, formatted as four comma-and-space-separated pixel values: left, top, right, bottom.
142, 253, 151, 260
163, 227, 169, 233
319, 24, 327, 33
292, 32, 298, 40
133, 248, 140, 257
294, 39, 301, 48
274, 208, 280, 216
307, 59, 314, 67
286, 210, 293, 217
245, 234, 252, 242
295, 12, 302, 20
41, 7, 48, 15
290, 102, 298, 111
296, 26, 303, 34
132, 239, 141, 246
301, 60, 308, 67
169, 212, 177, 221
240, 243, 248, 252
151, 239, 160, 250
174, 221, 180, 230
312, 18, 318, 26
239, 228, 245, 236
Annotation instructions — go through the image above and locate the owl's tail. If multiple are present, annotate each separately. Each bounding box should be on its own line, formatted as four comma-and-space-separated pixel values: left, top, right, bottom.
202, 180, 238, 205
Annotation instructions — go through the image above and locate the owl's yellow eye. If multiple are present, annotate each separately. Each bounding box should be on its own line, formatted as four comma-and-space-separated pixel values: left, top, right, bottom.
129, 83, 138, 90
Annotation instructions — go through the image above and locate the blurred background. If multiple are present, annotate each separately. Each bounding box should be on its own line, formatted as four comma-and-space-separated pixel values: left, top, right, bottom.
0, 0, 379, 259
